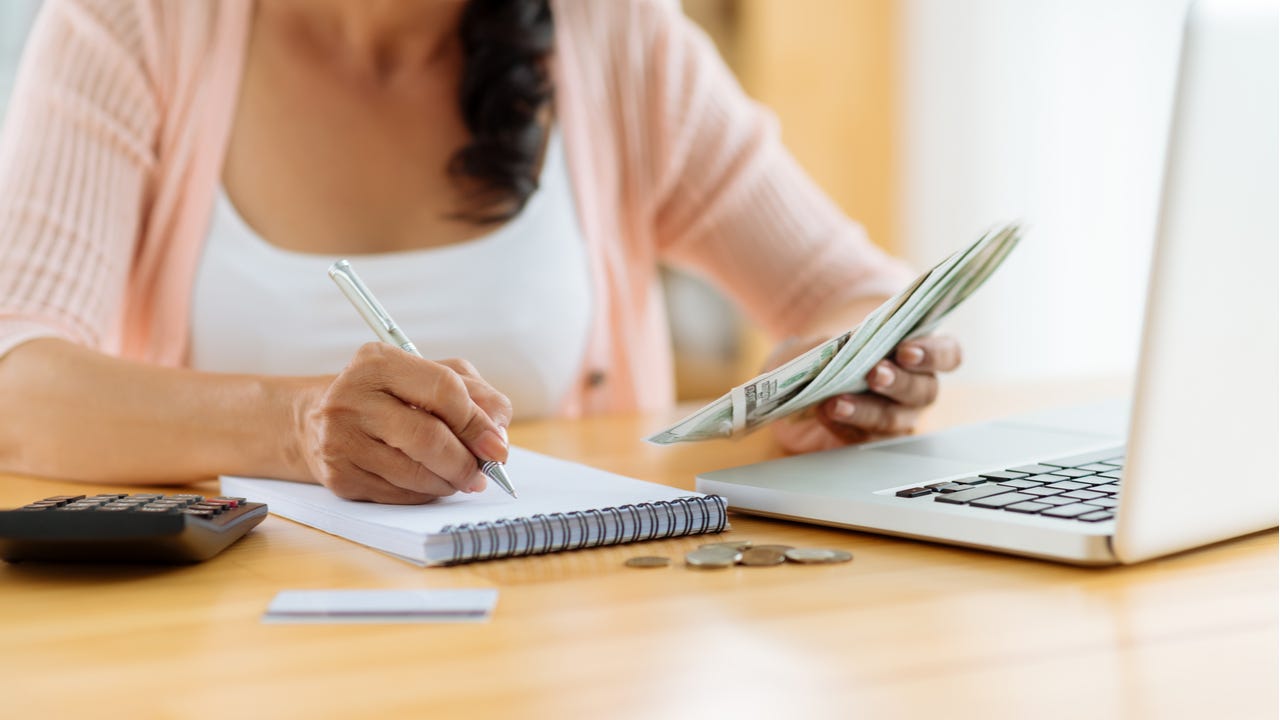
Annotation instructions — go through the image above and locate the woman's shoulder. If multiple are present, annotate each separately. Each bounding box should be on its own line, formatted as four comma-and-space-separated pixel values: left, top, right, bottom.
39, 0, 237, 84
552, 0, 685, 52
41, 0, 222, 43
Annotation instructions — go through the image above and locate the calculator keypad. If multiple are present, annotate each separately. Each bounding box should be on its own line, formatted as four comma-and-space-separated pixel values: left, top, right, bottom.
19, 494, 248, 518
2, 493, 266, 563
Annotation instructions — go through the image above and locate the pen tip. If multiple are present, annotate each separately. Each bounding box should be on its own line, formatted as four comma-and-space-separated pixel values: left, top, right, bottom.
484, 461, 518, 499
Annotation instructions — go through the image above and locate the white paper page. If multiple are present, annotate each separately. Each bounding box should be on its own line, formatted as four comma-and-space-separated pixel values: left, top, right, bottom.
222, 447, 702, 536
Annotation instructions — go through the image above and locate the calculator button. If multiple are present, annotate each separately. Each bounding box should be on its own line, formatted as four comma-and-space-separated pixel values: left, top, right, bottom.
213, 496, 246, 505
90, 494, 128, 500
139, 506, 178, 513
182, 508, 216, 518
41, 495, 86, 504
55, 506, 92, 511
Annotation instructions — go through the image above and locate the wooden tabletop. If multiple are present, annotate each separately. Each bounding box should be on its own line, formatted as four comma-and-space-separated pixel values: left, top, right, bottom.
2, 380, 1276, 719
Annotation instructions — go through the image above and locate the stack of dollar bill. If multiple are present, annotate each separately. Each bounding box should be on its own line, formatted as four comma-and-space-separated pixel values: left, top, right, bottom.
647, 223, 1022, 445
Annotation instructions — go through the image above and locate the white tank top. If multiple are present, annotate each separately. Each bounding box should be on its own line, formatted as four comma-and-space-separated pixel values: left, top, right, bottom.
189, 131, 592, 420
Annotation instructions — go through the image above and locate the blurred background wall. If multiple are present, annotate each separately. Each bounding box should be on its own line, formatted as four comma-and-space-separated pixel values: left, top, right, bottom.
0, 1, 41, 118
680, 0, 1189, 397
1, 1, 1191, 399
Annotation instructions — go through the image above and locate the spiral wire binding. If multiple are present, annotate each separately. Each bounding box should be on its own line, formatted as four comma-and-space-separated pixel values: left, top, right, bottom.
440, 495, 728, 564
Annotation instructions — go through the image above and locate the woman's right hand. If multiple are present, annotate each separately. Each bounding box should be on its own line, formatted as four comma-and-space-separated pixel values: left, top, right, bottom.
293, 343, 513, 504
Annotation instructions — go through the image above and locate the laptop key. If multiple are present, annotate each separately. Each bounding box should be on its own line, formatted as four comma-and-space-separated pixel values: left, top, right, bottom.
1023, 486, 1066, 497
1041, 447, 1126, 468
971, 492, 1038, 509
1049, 468, 1095, 478
1004, 501, 1052, 514
934, 484, 1012, 505
1037, 495, 1079, 506
1089, 497, 1119, 508
895, 487, 933, 498
978, 470, 1030, 480
1045, 480, 1090, 491
1077, 511, 1115, 522
1061, 489, 1105, 501
1098, 471, 1123, 480
1008, 464, 1060, 474
1077, 463, 1116, 472
1026, 473, 1068, 483
934, 483, 971, 494
998, 479, 1046, 489
955, 477, 992, 485
1041, 503, 1100, 519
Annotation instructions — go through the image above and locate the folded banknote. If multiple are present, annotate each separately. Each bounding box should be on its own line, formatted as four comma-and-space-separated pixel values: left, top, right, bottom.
647, 223, 1022, 445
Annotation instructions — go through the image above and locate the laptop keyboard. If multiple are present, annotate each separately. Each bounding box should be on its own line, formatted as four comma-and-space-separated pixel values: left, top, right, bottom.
893, 446, 1125, 523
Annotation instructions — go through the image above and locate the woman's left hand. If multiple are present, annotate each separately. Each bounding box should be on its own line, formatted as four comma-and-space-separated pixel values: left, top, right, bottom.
769, 335, 963, 454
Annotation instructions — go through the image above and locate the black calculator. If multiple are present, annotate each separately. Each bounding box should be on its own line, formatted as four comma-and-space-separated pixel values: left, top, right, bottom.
0, 494, 268, 563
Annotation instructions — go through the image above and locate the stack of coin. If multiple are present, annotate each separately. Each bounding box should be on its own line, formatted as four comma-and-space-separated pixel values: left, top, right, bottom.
624, 540, 853, 570
683, 545, 741, 569
782, 548, 853, 564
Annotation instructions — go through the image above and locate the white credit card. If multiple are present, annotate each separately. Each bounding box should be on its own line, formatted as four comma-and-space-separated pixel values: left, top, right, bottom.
263, 589, 498, 624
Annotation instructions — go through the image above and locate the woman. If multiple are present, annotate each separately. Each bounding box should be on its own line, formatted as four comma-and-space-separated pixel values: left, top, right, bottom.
0, 0, 960, 503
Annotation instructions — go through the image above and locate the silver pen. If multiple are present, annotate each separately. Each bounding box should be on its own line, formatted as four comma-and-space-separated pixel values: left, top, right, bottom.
328, 259, 517, 499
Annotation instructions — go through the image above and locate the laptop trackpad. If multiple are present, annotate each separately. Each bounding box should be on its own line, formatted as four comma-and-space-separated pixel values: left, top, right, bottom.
871, 423, 1114, 466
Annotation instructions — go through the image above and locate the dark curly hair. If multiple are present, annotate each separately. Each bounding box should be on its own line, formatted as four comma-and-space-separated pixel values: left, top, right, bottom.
449, 0, 555, 224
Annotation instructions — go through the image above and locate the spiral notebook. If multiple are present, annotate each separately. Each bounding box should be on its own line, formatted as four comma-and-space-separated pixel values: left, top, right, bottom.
220, 448, 728, 566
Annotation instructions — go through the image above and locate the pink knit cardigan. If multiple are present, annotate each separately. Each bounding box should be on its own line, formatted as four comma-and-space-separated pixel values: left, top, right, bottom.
0, 0, 911, 416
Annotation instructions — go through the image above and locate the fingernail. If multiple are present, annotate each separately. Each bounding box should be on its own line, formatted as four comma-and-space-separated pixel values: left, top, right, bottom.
497, 425, 508, 445
476, 430, 507, 462
901, 346, 925, 367
833, 398, 855, 420
470, 471, 488, 494
873, 365, 895, 387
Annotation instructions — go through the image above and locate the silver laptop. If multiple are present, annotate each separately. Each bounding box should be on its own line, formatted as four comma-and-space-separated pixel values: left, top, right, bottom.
696, 0, 1278, 565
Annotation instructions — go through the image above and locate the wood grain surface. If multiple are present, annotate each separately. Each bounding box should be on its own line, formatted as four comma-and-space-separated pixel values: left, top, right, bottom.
2, 380, 1275, 719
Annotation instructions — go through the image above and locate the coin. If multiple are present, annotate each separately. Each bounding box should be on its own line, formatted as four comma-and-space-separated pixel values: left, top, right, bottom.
699, 540, 752, 551
625, 556, 670, 568
738, 547, 786, 566
784, 548, 853, 564
751, 544, 795, 554
685, 546, 742, 569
